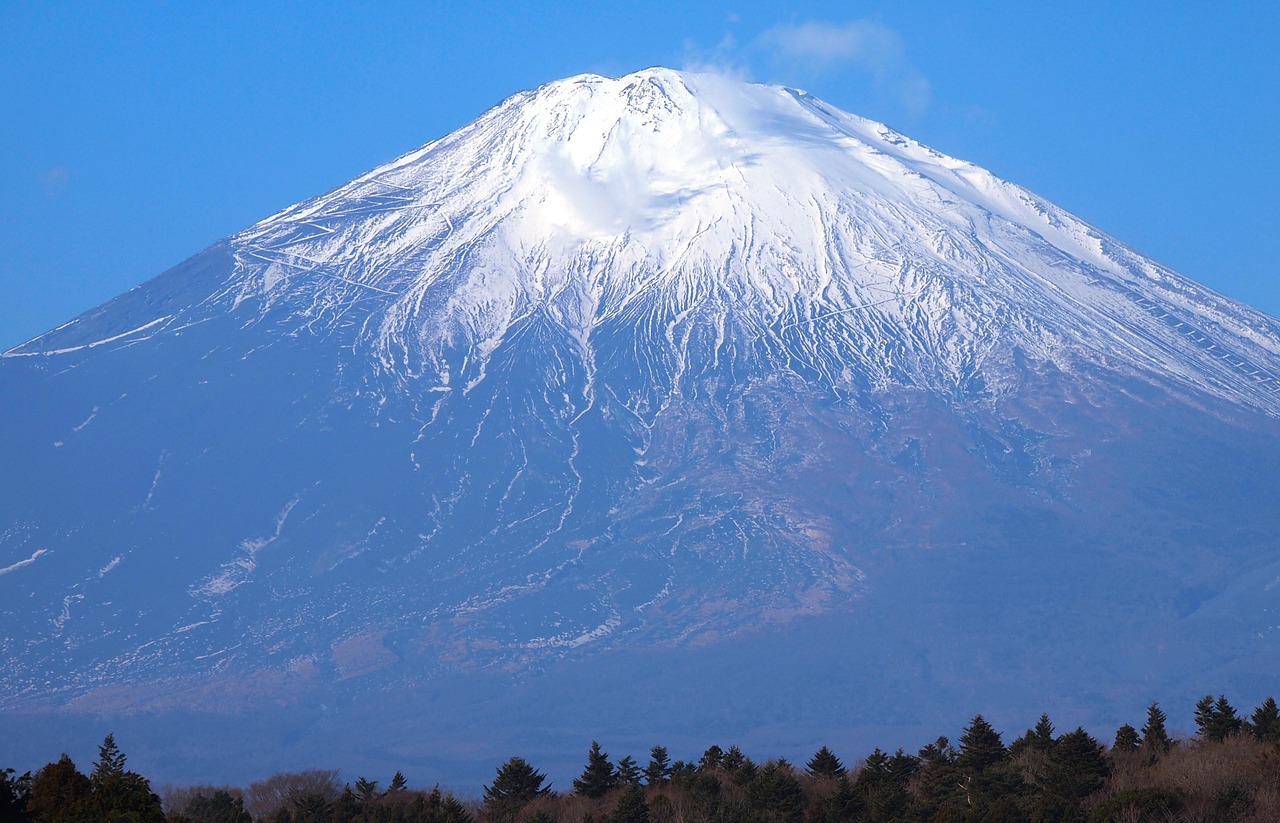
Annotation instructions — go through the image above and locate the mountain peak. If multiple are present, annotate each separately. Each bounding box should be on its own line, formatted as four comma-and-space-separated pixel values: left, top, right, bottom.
4, 68, 1280, 786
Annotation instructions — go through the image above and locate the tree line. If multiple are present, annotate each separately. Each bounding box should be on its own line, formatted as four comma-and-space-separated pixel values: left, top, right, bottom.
3, 693, 1279, 822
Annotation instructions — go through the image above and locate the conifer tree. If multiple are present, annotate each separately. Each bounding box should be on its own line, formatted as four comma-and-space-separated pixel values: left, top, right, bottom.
1112, 724, 1140, 752
353, 776, 380, 802
1249, 696, 1280, 744
483, 757, 549, 821
1140, 702, 1173, 757
610, 782, 650, 823
616, 756, 641, 787
87, 735, 164, 823
698, 745, 725, 772
957, 715, 1007, 773
388, 771, 408, 793
27, 754, 91, 823
805, 746, 846, 778
574, 741, 619, 798
643, 746, 670, 786
1210, 694, 1243, 740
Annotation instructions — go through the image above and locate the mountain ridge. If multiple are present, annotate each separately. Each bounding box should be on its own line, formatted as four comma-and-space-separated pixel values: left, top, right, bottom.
2, 67, 1279, 786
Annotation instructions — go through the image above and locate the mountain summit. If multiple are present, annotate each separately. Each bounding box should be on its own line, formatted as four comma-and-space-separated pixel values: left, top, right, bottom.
3, 68, 1279, 783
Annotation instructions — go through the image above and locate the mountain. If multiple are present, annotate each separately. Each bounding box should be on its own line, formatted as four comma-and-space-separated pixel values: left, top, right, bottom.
3, 67, 1279, 787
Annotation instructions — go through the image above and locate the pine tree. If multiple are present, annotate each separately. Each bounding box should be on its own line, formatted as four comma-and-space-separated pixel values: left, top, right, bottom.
698, 745, 725, 772
388, 771, 408, 793
483, 757, 549, 821
1140, 702, 1173, 757
93, 734, 127, 782
353, 776, 380, 802
610, 782, 650, 823
87, 735, 164, 823
26, 754, 92, 823
616, 756, 641, 786
643, 746, 670, 786
1249, 696, 1280, 744
1210, 694, 1243, 740
440, 794, 473, 823
574, 741, 619, 798
1194, 694, 1216, 738
805, 746, 846, 778
747, 762, 804, 823
957, 715, 1007, 773
1112, 724, 1140, 752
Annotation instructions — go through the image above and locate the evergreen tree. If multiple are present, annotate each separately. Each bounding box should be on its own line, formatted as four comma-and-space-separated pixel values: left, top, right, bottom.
1210, 694, 1243, 740
747, 762, 804, 823
957, 715, 1007, 773
440, 794, 474, 823
86, 735, 163, 823
1249, 696, 1280, 744
0, 768, 30, 823
643, 746, 670, 786
483, 757, 549, 821
805, 746, 846, 778
574, 741, 619, 798
26, 755, 91, 823
1112, 724, 1140, 752
329, 788, 358, 823
616, 755, 641, 787
885, 749, 919, 787
1194, 694, 1216, 738
1043, 728, 1109, 802
388, 770, 408, 793
698, 745, 725, 772
183, 789, 252, 823
352, 776, 380, 802
92, 735, 127, 783
610, 782, 650, 823
1139, 702, 1173, 757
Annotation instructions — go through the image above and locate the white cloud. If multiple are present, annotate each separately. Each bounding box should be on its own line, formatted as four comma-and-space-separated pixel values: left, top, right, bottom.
755, 20, 932, 115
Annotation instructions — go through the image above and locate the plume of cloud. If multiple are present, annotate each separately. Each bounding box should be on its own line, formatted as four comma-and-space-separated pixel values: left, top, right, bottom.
755, 20, 932, 115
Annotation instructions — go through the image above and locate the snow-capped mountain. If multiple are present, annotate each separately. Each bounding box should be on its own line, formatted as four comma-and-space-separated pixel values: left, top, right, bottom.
3, 68, 1279, 784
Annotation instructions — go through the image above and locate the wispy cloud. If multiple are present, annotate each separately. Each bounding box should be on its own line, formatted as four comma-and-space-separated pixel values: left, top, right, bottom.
755, 20, 932, 115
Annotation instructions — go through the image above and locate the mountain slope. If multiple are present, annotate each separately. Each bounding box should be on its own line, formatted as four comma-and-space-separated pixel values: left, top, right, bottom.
2, 68, 1279, 784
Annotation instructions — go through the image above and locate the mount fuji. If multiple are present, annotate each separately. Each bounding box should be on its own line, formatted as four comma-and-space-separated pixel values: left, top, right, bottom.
3, 68, 1280, 786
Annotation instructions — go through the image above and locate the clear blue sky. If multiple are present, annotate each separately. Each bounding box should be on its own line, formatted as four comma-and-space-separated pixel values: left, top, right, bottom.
2, 2, 1277, 349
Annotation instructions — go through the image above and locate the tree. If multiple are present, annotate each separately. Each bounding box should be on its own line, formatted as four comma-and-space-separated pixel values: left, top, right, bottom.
1010, 714, 1055, 757
805, 746, 846, 778
957, 715, 1007, 773
644, 747, 670, 786
1139, 702, 1173, 757
1043, 727, 1109, 802
86, 735, 164, 823
1112, 724, 1140, 753
388, 771, 408, 793
483, 757, 549, 820
245, 770, 341, 821
182, 789, 252, 823
574, 741, 619, 798
1249, 696, 1280, 744
92, 735, 126, 783
26, 755, 91, 823
610, 783, 650, 823
698, 745, 725, 772
616, 755, 641, 786
747, 762, 804, 823
352, 776, 380, 803
0, 768, 30, 823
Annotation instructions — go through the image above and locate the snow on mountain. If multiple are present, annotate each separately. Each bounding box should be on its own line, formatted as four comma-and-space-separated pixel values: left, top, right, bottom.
2, 68, 1279, 785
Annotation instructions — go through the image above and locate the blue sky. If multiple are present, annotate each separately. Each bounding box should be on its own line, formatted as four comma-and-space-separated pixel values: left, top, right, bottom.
2, 2, 1277, 348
